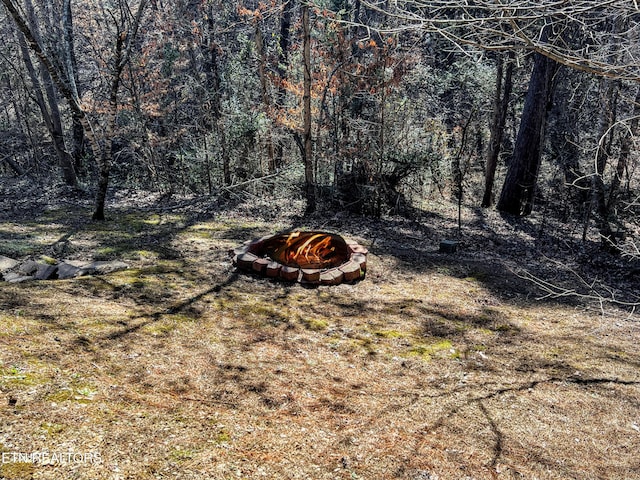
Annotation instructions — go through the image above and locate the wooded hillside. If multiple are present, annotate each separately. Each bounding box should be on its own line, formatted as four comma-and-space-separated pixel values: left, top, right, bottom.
1, 0, 639, 240
1, 2, 640, 479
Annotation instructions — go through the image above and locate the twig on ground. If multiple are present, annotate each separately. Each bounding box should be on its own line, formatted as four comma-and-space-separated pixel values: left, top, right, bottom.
513, 257, 640, 318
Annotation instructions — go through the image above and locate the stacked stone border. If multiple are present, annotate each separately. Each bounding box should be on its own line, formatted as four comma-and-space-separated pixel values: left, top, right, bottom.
230, 232, 368, 285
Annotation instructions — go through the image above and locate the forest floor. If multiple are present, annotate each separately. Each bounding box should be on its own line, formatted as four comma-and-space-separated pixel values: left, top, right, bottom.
0, 179, 639, 480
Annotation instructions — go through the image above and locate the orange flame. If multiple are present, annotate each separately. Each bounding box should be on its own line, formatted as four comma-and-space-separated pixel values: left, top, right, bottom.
266, 231, 347, 269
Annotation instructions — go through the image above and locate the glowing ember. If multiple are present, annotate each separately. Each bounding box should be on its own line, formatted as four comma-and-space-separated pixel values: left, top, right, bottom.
231, 231, 367, 284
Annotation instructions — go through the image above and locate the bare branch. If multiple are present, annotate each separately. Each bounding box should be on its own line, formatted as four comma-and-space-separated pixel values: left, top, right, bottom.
331, 0, 640, 81
513, 259, 640, 315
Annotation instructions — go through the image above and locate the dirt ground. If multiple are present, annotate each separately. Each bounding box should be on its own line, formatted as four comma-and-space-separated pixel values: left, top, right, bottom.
0, 183, 639, 479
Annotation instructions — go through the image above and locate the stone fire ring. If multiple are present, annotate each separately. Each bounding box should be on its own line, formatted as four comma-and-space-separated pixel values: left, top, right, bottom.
230, 231, 368, 285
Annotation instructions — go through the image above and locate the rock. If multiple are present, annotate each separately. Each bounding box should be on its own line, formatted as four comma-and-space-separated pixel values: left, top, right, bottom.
301, 268, 321, 283
4, 272, 34, 283
320, 268, 345, 286
252, 258, 270, 274
230, 245, 250, 258
3, 272, 21, 282
266, 261, 281, 278
34, 263, 58, 280
339, 260, 364, 282
0, 255, 19, 272
236, 253, 258, 271
57, 263, 81, 280
18, 260, 39, 275
347, 243, 369, 255
78, 260, 129, 276
351, 253, 367, 271
93, 260, 129, 274
280, 266, 299, 281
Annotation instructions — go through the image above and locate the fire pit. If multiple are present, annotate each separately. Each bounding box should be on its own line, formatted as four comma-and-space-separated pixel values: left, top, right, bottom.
231, 231, 367, 285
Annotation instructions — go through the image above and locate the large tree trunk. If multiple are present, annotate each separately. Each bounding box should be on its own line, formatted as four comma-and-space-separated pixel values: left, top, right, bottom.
482, 53, 513, 208
497, 50, 556, 216
302, 4, 315, 213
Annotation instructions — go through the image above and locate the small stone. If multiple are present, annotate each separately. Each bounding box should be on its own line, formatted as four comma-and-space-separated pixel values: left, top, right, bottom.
0, 255, 19, 272
351, 253, 367, 271
3, 272, 22, 282
236, 253, 258, 271
348, 243, 369, 255
230, 245, 250, 257
5, 273, 34, 283
78, 260, 129, 276
265, 261, 281, 278
339, 260, 364, 282
320, 268, 344, 285
301, 269, 321, 283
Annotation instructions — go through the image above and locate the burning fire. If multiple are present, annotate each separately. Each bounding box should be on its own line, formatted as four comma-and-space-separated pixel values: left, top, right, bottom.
231, 230, 367, 284
264, 231, 348, 269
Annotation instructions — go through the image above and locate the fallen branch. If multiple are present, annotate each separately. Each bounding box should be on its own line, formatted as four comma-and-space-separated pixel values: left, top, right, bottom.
513, 259, 640, 316
0, 154, 26, 176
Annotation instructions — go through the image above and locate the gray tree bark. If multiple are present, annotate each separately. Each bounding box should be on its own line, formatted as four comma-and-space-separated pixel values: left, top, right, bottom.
497, 49, 556, 216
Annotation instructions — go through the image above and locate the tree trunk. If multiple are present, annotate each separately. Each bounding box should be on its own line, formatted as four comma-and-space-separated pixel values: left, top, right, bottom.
607, 88, 639, 212
482, 53, 513, 207
255, 24, 275, 173
19, 0, 78, 187
588, 79, 618, 238
17, 34, 77, 187
274, 0, 294, 170
92, 38, 124, 221
63, 0, 86, 173
497, 50, 556, 216
302, 4, 315, 213
93, 1, 148, 220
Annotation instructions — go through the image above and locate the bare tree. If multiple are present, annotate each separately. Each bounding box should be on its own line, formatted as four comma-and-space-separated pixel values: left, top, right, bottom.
481, 52, 513, 208
302, 2, 316, 213
353, 1, 640, 82
14, 0, 78, 187
91, 0, 148, 220
1, 0, 148, 220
